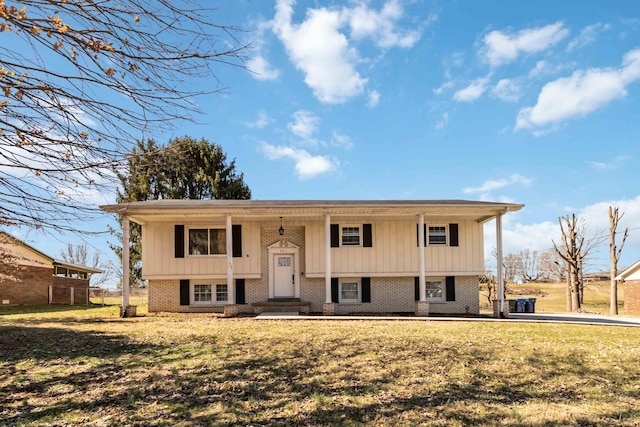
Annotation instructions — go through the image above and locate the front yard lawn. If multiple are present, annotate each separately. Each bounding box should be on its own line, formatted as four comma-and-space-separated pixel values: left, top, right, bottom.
1, 309, 639, 426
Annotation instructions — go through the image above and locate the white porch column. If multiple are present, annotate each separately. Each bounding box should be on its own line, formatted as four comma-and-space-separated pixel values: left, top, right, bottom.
122, 216, 130, 309
496, 212, 505, 316
418, 214, 426, 301
325, 214, 332, 303
226, 215, 235, 304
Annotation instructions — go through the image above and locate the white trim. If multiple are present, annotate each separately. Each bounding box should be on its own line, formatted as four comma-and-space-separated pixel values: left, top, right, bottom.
340, 224, 362, 247
185, 226, 227, 257
190, 281, 228, 306
496, 213, 504, 314
268, 240, 300, 299
325, 214, 332, 303
226, 216, 234, 304
142, 274, 261, 280
427, 224, 448, 246
424, 276, 445, 302
418, 214, 426, 301
304, 271, 484, 278
339, 278, 361, 303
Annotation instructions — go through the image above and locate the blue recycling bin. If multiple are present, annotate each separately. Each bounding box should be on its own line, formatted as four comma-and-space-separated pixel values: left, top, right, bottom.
515, 299, 527, 313
527, 298, 537, 313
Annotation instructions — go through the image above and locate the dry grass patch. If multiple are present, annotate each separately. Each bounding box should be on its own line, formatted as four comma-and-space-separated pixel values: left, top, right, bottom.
1, 310, 640, 426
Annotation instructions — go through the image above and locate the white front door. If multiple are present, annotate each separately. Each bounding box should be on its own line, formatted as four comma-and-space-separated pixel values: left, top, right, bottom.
273, 254, 295, 297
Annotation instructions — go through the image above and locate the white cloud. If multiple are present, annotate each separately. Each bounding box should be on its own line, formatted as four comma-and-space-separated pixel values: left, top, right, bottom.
453, 76, 490, 102
516, 48, 640, 131
345, 0, 421, 48
485, 195, 640, 270
271, 0, 421, 104
492, 78, 522, 102
529, 60, 549, 78
259, 142, 337, 179
287, 110, 320, 142
331, 130, 354, 150
567, 23, 610, 52
367, 90, 381, 108
246, 111, 273, 129
247, 55, 281, 81
482, 22, 569, 67
435, 112, 449, 130
272, 0, 366, 104
433, 80, 455, 95
587, 156, 628, 171
463, 174, 533, 196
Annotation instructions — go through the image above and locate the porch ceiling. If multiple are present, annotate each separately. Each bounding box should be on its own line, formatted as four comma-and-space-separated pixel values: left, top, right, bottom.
100, 199, 524, 225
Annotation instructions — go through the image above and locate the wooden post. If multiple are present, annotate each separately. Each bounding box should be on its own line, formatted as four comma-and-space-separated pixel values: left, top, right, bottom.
496, 212, 505, 316
48, 285, 52, 304
70, 287, 75, 305
226, 215, 234, 304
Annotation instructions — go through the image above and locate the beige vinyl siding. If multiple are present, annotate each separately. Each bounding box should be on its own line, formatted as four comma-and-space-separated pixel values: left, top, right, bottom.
141, 222, 261, 278
305, 220, 484, 277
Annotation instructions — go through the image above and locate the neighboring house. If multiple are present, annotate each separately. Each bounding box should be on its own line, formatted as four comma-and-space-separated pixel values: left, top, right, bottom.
101, 200, 523, 315
0, 232, 102, 305
615, 260, 640, 315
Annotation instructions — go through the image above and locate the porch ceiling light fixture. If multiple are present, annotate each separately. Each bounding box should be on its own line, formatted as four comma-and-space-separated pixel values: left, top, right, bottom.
279, 217, 284, 236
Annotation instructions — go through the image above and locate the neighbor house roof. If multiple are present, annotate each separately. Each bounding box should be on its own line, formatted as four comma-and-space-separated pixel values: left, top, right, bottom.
0, 231, 103, 274
616, 259, 640, 281
100, 199, 524, 225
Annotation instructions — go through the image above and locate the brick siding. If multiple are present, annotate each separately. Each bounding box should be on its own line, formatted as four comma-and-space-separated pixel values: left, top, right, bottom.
0, 265, 52, 305
624, 280, 640, 315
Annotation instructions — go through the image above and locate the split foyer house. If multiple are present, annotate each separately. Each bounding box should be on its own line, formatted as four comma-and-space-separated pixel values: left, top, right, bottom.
615, 260, 640, 315
100, 200, 523, 316
0, 232, 103, 305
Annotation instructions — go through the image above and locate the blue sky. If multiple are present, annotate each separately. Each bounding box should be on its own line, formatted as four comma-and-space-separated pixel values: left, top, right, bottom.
10, 0, 640, 283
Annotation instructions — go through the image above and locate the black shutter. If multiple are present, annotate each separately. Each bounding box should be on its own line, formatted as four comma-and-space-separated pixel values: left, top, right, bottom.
416, 224, 427, 246
235, 279, 246, 304
179, 279, 190, 305
449, 224, 459, 247
331, 278, 339, 303
175, 225, 185, 258
232, 224, 242, 258
363, 224, 373, 247
414, 277, 420, 301
330, 224, 339, 247
446, 276, 456, 301
361, 277, 371, 303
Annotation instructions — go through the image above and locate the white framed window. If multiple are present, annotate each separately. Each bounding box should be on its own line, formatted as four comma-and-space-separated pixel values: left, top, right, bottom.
193, 284, 212, 303
425, 277, 444, 300
188, 228, 226, 255
192, 283, 227, 304
340, 279, 360, 303
215, 284, 228, 302
428, 226, 447, 245
341, 226, 361, 246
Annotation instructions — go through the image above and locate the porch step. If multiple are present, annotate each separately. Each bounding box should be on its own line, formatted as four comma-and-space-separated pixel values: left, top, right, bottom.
268, 298, 301, 302
252, 300, 311, 314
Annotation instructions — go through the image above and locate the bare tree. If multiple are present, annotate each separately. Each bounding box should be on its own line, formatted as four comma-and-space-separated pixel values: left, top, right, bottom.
0, 1, 247, 233
609, 206, 629, 315
503, 253, 520, 284
59, 243, 114, 288
553, 214, 605, 311
517, 249, 547, 283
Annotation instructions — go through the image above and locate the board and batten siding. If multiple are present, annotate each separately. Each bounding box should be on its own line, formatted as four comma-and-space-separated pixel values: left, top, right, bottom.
141, 222, 261, 278
304, 220, 484, 277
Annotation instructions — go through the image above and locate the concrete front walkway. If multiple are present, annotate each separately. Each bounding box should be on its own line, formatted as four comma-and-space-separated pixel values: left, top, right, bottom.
254, 312, 640, 327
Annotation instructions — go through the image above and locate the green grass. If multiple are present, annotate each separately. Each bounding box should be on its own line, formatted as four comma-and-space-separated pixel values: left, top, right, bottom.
1, 307, 640, 426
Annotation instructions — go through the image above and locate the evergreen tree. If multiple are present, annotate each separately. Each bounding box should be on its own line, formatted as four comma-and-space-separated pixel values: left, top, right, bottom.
112, 137, 251, 287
